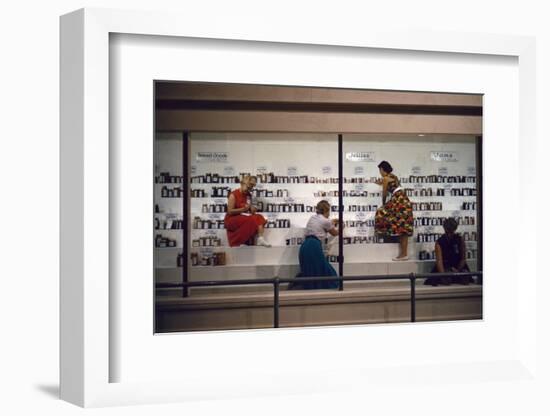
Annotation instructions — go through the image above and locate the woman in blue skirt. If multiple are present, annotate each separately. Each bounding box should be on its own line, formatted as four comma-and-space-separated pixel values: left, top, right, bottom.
291, 200, 342, 290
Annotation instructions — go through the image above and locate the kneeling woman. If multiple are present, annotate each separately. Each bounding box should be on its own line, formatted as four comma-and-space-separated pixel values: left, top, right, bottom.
224, 175, 271, 247
295, 200, 341, 289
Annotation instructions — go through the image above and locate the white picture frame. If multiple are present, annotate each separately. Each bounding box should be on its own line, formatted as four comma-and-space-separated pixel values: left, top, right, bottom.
60, 7, 539, 408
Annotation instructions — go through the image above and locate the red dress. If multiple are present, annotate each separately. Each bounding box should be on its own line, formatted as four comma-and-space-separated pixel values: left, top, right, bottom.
224, 189, 267, 247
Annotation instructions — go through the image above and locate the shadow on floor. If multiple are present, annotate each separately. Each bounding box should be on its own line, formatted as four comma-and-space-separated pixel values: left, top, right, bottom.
35, 384, 59, 399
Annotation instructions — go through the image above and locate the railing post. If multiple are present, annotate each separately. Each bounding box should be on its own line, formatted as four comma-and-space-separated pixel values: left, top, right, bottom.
337, 134, 344, 291
409, 273, 416, 323
273, 277, 280, 328
182, 131, 189, 298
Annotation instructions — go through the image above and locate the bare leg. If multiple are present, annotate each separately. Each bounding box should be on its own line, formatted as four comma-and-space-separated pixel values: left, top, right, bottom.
398, 235, 408, 258
256, 224, 271, 247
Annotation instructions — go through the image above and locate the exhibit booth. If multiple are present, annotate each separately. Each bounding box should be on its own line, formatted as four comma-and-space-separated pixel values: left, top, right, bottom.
153, 82, 482, 332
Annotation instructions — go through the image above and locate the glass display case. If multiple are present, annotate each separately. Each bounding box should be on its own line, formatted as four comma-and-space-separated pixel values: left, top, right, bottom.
154, 132, 185, 287
188, 133, 340, 283
154, 132, 481, 292
342, 134, 479, 275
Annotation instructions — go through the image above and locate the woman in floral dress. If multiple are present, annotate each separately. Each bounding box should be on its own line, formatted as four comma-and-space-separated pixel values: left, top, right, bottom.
374, 161, 413, 260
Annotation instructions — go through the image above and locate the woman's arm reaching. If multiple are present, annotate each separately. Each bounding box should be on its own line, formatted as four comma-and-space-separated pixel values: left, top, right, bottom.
227, 193, 250, 215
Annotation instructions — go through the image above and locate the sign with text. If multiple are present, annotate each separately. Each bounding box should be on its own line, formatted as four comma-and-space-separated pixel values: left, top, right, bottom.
438, 167, 449, 175
256, 166, 268, 173
287, 166, 298, 176
191, 165, 197, 175
430, 151, 458, 162
322, 166, 332, 175
195, 152, 229, 163
467, 166, 476, 175
356, 227, 368, 236
353, 166, 364, 175
223, 166, 235, 175
345, 151, 376, 162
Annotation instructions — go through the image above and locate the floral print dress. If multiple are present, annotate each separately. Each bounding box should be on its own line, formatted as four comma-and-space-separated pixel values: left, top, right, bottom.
375, 173, 414, 236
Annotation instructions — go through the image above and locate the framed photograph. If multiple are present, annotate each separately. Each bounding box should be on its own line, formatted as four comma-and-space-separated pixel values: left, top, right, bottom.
60, 8, 538, 407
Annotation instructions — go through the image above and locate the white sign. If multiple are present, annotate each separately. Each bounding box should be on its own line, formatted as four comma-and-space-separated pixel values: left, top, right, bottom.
256, 166, 268, 173
438, 167, 449, 175
322, 166, 332, 175
431, 151, 458, 162
287, 166, 298, 176
223, 166, 235, 175
346, 151, 376, 162
467, 166, 476, 175
356, 227, 368, 236
190, 165, 197, 175
195, 152, 229, 163
354, 183, 365, 192
411, 166, 422, 174
354, 166, 364, 175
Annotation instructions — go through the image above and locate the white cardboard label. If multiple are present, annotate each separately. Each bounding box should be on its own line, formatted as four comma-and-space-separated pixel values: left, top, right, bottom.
346, 151, 376, 162
431, 151, 458, 162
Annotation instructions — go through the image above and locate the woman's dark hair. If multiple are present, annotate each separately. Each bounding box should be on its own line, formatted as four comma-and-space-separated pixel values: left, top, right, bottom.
443, 217, 458, 233
377, 161, 393, 173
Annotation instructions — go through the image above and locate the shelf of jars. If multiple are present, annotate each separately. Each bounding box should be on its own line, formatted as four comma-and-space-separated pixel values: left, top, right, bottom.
184, 185, 476, 197
154, 170, 479, 270
156, 248, 479, 273
184, 172, 476, 185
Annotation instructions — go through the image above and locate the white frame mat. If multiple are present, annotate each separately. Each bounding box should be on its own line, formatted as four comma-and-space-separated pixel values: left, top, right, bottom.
60, 7, 538, 408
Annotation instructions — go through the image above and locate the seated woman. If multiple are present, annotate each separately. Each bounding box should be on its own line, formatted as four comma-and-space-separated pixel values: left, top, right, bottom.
425, 217, 473, 286
224, 175, 271, 247
291, 200, 341, 290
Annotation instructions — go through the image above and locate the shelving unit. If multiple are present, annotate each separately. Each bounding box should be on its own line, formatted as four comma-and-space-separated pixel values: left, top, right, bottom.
154, 133, 480, 287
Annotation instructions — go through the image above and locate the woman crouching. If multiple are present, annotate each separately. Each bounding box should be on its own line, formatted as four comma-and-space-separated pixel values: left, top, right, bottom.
292, 200, 341, 290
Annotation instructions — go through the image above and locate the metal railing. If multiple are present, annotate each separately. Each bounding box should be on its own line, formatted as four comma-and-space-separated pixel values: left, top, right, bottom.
156, 271, 482, 327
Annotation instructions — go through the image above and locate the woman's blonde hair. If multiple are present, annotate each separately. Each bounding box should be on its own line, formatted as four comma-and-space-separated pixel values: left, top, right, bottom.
240, 175, 257, 185
316, 200, 331, 215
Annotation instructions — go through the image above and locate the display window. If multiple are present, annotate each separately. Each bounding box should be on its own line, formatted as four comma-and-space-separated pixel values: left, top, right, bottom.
154, 82, 482, 332
342, 134, 479, 274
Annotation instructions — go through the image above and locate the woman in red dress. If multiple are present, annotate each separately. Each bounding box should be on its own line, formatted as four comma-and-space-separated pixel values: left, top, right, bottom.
224, 175, 271, 247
